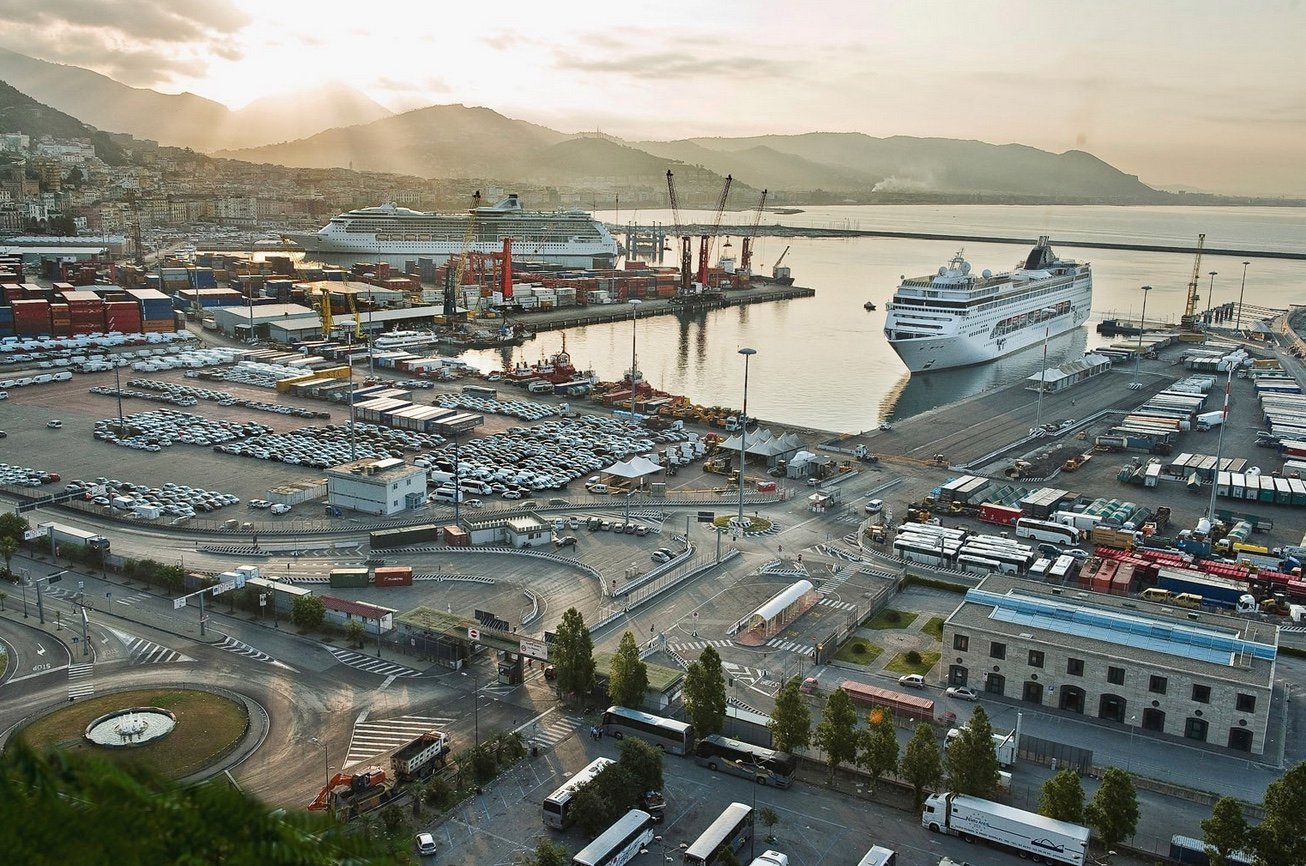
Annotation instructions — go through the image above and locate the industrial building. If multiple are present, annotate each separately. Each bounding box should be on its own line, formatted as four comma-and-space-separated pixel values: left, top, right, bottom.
942, 574, 1275, 754
325, 457, 426, 516
263, 304, 462, 343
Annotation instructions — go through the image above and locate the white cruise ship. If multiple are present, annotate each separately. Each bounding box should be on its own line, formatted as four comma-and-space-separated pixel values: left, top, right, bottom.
371, 330, 438, 350
883, 236, 1092, 373
286, 195, 618, 267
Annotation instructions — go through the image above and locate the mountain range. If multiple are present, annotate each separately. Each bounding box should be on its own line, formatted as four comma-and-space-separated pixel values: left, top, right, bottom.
0, 46, 1168, 204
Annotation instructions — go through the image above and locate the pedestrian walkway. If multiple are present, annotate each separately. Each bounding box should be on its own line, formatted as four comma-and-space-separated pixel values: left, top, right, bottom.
112, 590, 153, 607
531, 714, 586, 751
125, 636, 192, 665
325, 646, 422, 678
68, 662, 95, 700
344, 713, 455, 768
216, 634, 292, 669
817, 566, 855, 596
667, 637, 734, 654
816, 597, 858, 612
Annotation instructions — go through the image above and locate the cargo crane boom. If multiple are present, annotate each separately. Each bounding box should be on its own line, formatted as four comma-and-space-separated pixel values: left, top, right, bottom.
453, 190, 482, 293
1181, 233, 1206, 331
665, 170, 693, 291
739, 189, 768, 279
319, 287, 333, 339
698, 173, 732, 288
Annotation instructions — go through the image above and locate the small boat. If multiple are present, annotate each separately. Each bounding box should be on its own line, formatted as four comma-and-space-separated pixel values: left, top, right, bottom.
864, 301, 877, 311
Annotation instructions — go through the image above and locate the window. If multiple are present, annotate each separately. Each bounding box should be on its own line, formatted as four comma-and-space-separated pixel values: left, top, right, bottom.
989, 641, 1006, 660
1192, 685, 1211, 704
1149, 675, 1168, 695
1028, 650, 1044, 669
1107, 666, 1125, 685
1067, 657, 1084, 677
953, 634, 969, 652
1184, 717, 1209, 742
1236, 693, 1257, 713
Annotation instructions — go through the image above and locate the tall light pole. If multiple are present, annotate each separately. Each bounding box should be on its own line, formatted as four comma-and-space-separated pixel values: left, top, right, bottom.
628, 298, 642, 417
1033, 307, 1057, 432
1132, 286, 1152, 387
461, 669, 480, 748
1205, 271, 1218, 325
1236, 261, 1250, 331
737, 347, 756, 526
309, 736, 330, 786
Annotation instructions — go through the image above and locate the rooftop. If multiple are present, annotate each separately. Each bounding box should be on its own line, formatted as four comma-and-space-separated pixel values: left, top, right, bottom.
324, 457, 424, 483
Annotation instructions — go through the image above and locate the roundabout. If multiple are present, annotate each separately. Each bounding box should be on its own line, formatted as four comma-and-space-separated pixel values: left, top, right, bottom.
18, 687, 252, 779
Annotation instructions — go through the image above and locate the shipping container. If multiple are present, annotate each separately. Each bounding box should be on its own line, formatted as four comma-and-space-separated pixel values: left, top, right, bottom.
328, 567, 371, 588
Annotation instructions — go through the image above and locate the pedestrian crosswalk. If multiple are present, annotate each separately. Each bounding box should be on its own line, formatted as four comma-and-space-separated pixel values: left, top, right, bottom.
813, 543, 863, 563
723, 661, 778, 691
125, 636, 192, 665
817, 597, 858, 612
666, 638, 734, 654
68, 663, 95, 699
113, 590, 153, 606
529, 714, 587, 751
765, 636, 816, 654
217, 634, 293, 669
345, 713, 455, 768
818, 566, 854, 596
326, 646, 422, 678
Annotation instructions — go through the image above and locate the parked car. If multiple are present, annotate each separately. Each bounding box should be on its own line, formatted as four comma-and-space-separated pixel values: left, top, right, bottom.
898, 674, 926, 689
946, 686, 979, 701
864, 498, 884, 514
799, 677, 820, 694
651, 547, 675, 563
415, 832, 437, 856
46, 419, 63, 429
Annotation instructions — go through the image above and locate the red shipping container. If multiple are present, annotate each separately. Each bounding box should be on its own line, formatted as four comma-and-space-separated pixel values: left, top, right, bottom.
373, 565, 414, 587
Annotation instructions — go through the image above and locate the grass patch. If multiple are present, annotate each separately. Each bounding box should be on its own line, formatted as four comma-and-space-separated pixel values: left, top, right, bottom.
865, 608, 918, 630
922, 616, 945, 640
18, 688, 247, 779
834, 639, 883, 666
900, 574, 969, 593
712, 514, 773, 533
884, 650, 940, 677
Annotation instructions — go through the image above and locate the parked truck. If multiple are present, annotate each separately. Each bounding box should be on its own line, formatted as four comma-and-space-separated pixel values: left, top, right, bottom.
922, 792, 1089, 866
945, 727, 1017, 768
390, 730, 450, 783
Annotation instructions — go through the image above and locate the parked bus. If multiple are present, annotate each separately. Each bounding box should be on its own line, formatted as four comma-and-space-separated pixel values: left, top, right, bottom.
958, 543, 1032, 574
957, 554, 1001, 575
543, 757, 614, 829
1048, 555, 1077, 582
891, 537, 957, 567
601, 706, 694, 755
693, 734, 796, 788
854, 847, 898, 866
683, 802, 753, 866
1014, 518, 1079, 547
462, 384, 498, 399
572, 809, 656, 866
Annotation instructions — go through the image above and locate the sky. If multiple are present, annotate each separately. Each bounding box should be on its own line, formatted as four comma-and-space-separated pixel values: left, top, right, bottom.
1, 0, 1304, 196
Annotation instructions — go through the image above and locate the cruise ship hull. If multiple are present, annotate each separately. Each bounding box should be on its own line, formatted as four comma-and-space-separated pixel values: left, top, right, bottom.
890, 301, 1090, 372
286, 235, 616, 268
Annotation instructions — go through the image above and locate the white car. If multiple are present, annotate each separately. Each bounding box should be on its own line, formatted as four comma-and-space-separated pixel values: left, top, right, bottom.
946, 686, 979, 701
415, 832, 437, 856
864, 498, 884, 514
898, 674, 926, 689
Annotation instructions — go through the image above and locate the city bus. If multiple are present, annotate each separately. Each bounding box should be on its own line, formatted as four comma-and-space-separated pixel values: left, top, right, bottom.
542, 757, 614, 829
683, 802, 753, 866
855, 846, 898, 866
956, 553, 1002, 575
692, 734, 796, 788
572, 809, 656, 866
601, 706, 694, 755
1014, 517, 1079, 547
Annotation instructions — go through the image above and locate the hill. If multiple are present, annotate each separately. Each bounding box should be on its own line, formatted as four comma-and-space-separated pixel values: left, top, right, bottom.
0, 47, 391, 150
0, 80, 128, 164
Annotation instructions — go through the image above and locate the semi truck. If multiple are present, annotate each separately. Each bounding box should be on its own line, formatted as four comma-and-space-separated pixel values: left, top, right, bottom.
945, 727, 1017, 768
922, 792, 1088, 866
390, 730, 450, 783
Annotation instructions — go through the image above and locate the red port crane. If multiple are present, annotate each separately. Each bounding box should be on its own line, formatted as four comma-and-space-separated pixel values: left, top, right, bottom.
739, 188, 768, 282
697, 174, 732, 288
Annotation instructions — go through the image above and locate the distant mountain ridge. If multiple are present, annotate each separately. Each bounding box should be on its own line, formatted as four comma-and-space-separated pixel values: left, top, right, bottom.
0, 80, 128, 164
0, 47, 392, 150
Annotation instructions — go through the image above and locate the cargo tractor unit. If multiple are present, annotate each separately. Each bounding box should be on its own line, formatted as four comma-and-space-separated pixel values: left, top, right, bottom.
923, 792, 1089, 866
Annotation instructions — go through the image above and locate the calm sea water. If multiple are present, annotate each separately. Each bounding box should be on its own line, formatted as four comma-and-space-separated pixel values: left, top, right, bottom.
412, 205, 1306, 433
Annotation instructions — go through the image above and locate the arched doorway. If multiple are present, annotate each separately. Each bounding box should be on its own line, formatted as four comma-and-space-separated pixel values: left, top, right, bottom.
984, 673, 1006, 697
1059, 686, 1085, 714
1098, 694, 1127, 723
1022, 681, 1044, 704
1184, 717, 1209, 743
1142, 707, 1166, 732
1228, 727, 1253, 752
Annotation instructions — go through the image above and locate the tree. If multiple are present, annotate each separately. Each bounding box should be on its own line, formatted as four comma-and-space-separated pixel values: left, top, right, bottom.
900, 723, 943, 810
0, 590, 6, 611
570, 764, 639, 836
552, 607, 595, 704
813, 687, 859, 783
768, 680, 812, 754
290, 594, 326, 629
1201, 796, 1249, 866
945, 705, 1000, 798
1085, 768, 1139, 852
608, 631, 649, 709
157, 564, 186, 593
684, 646, 727, 737
1250, 761, 1306, 866
0, 536, 15, 579
856, 711, 899, 790
1038, 770, 1085, 823
759, 806, 780, 843
617, 737, 663, 794
345, 620, 366, 648
0, 513, 29, 544
522, 838, 570, 866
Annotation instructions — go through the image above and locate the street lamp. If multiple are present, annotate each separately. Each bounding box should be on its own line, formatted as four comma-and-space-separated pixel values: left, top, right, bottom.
1236, 261, 1250, 331
628, 299, 642, 417
461, 669, 480, 748
1033, 307, 1057, 432
1205, 271, 1218, 324
1131, 286, 1152, 386
309, 736, 330, 786
737, 347, 756, 526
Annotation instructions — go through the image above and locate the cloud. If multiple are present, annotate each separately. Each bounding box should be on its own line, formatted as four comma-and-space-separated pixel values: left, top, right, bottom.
553, 46, 782, 80
0, 0, 249, 86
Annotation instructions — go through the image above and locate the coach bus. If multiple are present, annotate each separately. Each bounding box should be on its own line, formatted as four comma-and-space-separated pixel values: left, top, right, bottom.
683, 802, 753, 866
601, 706, 694, 755
1014, 517, 1079, 547
543, 757, 614, 829
693, 734, 796, 788
572, 809, 656, 866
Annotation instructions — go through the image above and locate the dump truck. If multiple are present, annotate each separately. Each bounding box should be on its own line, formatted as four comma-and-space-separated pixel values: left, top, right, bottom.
390, 730, 450, 783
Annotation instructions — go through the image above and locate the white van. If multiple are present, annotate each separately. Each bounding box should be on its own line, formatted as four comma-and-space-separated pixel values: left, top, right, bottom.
428, 470, 456, 487
586, 483, 610, 495
431, 487, 464, 504
459, 479, 492, 495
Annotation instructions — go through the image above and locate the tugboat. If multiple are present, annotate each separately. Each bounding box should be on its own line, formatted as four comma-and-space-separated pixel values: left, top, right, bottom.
864, 301, 877, 311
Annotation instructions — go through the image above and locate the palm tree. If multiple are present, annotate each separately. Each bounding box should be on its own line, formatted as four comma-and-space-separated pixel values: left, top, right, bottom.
0, 535, 16, 580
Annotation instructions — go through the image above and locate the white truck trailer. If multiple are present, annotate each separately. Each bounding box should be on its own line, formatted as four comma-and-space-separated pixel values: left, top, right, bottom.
922, 792, 1088, 866
945, 727, 1018, 768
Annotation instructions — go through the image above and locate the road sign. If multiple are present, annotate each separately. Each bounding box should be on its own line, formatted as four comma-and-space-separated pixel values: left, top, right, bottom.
697, 511, 716, 523
211, 580, 237, 596
23, 526, 49, 541
467, 627, 480, 641
173, 597, 187, 610
520, 637, 549, 661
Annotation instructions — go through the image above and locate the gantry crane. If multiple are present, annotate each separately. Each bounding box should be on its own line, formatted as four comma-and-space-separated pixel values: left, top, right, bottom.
739, 188, 768, 282
697, 174, 732, 288
1180, 233, 1206, 332
319, 286, 334, 339
346, 290, 363, 341
665, 170, 693, 292
443, 191, 481, 316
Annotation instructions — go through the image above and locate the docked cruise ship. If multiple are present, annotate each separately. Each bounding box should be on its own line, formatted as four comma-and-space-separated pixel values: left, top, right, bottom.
883, 236, 1092, 373
287, 195, 618, 267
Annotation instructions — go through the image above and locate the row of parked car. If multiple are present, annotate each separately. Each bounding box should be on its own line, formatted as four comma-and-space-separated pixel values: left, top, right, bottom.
66, 477, 241, 520
127, 378, 329, 419
94, 411, 274, 451
434, 393, 561, 422
0, 462, 59, 487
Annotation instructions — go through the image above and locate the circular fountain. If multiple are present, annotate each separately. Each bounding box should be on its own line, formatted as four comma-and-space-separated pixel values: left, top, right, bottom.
84, 707, 177, 747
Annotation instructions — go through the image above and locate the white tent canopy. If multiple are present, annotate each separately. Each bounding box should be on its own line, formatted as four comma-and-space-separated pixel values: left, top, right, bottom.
748, 579, 815, 630
602, 455, 664, 479
720, 428, 803, 458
